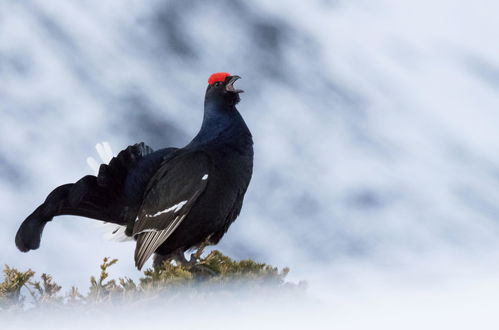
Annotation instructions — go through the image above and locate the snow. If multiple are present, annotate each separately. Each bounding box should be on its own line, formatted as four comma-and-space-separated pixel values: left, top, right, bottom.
1, 0, 499, 327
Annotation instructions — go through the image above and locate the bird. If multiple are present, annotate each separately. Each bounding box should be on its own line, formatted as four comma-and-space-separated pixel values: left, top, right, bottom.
15, 72, 253, 270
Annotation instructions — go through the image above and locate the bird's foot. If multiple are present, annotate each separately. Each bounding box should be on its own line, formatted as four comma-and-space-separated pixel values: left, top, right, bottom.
156, 240, 214, 271
155, 248, 219, 278
189, 239, 211, 265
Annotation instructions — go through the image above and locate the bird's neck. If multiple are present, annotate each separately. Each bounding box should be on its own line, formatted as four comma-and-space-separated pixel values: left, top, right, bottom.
188, 102, 251, 147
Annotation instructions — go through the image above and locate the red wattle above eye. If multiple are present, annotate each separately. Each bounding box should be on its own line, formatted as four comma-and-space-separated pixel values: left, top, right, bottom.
208, 72, 230, 85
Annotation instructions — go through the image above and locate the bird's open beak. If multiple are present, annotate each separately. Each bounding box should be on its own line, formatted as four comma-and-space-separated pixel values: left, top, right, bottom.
226, 76, 244, 93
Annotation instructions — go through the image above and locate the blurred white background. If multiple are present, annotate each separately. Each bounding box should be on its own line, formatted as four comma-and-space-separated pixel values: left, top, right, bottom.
1, 0, 499, 327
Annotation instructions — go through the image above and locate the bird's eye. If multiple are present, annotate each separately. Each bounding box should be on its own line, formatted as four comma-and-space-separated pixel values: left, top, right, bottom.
214, 82, 221, 87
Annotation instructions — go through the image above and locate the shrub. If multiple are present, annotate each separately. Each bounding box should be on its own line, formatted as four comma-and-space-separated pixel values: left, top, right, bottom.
0, 251, 304, 311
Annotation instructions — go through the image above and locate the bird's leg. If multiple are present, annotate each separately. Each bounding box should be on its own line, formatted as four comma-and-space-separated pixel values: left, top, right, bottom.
184, 238, 219, 277
153, 253, 172, 271
170, 249, 190, 267
189, 238, 211, 264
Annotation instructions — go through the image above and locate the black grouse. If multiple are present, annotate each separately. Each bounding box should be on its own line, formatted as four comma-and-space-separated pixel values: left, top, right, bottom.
15, 72, 253, 270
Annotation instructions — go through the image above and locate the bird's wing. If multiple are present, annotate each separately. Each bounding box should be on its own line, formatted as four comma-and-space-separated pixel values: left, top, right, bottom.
133, 151, 211, 269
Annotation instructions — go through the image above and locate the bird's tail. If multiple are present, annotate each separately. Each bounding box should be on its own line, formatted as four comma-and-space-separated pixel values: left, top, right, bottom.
15, 174, 133, 252
16, 184, 75, 252
15, 205, 51, 252
15, 143, 156, 253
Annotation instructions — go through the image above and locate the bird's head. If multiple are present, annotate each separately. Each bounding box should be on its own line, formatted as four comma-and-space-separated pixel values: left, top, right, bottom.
205, 72, 243, 107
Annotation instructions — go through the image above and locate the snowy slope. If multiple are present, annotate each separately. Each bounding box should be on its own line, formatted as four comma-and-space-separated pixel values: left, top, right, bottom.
1, 0, 499, 290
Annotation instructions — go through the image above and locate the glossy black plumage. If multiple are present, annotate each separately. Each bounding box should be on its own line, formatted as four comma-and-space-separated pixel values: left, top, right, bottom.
15, 74, 253, 269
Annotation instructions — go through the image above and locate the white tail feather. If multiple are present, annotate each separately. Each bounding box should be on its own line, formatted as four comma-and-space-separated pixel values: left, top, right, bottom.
86, 157, 100, 175
101, 223, 133, 242
95, 142, 114, 164
88, 141, 132, 242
